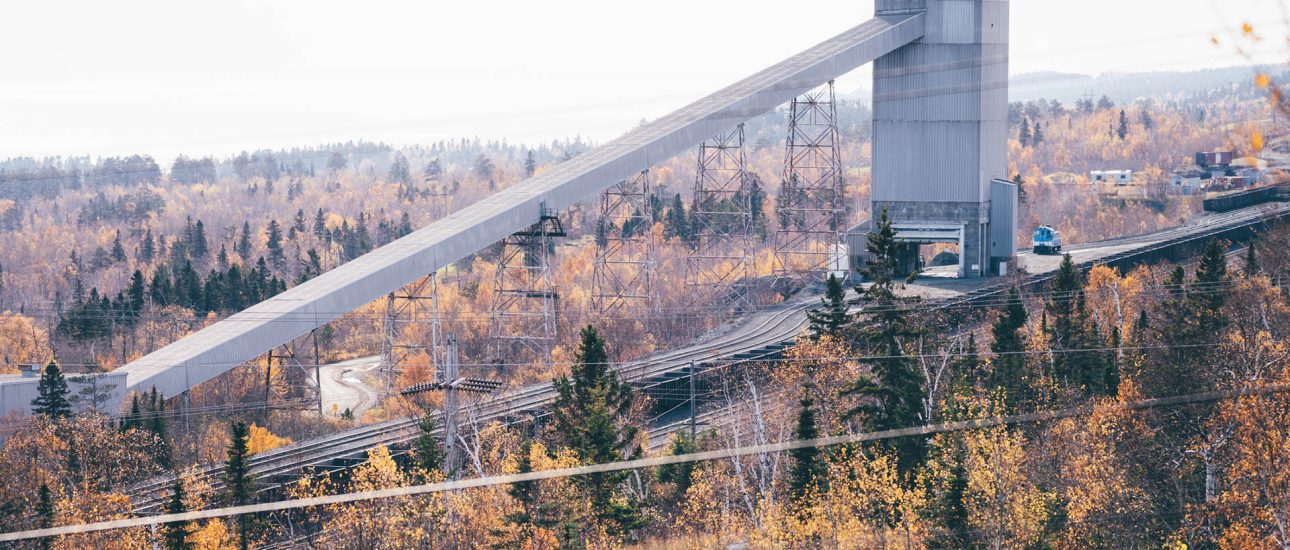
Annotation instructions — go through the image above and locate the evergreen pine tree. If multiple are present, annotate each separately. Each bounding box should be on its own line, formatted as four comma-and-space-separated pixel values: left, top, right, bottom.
191, 220, 209, 259
657, 432, 698, 496
806, 273, 849, 338
265, 220, 285, 269
1117, 109, 1129, 139
789, 383, 826, 505
524, 150, 537, 177
140, 229, 156, 262
842, 208, 926, 473
313, 208, 327, 238
498, 439, 565, 546
236, 221, 253, 260
111, 230, 126, 262
550, 325, 644, 537
127, 270, 146, 318
748, 176, 768, 240
1032, 121, 1044, 145
31, 360, 72, 418
387, 153, 412, 184
413, 411, 446, 476
1019, 118, 1032, 147
988, 286, 1029, 408
162, 480, 192, 549
124, 394, 142, 431
217, 244, 229, 270
1244, 239, 1259, 277
150, 390, 172, 469
36, 483, 54, 550
225, 421, 255, 549
1193, 238, 1230, 336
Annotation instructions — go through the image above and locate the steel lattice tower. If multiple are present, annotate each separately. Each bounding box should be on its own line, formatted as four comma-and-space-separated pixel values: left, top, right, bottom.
487, 207, 565, 367
772, 81, 845, 279
591, 170, 655, 313
686, 124, 753, 308
378, 275, 441, 392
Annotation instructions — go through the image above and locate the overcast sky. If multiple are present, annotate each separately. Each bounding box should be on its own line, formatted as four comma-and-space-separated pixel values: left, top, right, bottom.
2, 0, 1288, 161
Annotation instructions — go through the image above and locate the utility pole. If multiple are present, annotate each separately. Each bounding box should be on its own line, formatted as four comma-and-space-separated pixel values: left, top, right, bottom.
688, 360, 697, 441
264, 349, 274, 420
312, 329, 322, 416
443, 335, 461, 477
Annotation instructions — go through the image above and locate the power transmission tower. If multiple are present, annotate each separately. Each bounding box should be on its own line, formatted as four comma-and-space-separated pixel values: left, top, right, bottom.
425, 173, 452, 221
379, 276, 440, 393
592, 170, 655, 313
773, 80, 846, 279
686, 124, 754, 309
488, 205, 565, 369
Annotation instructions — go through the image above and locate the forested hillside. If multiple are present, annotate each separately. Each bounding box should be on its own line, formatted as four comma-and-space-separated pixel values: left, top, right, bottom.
0, 71, 1286, 548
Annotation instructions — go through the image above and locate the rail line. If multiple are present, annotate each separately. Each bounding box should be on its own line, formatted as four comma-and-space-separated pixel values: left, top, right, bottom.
126, 199, 1290, 512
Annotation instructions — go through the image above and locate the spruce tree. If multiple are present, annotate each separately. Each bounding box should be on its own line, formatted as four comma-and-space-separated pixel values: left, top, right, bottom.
842, 208, 926, 473
657, 432, 698, 496
789, 383, 826, 505
988, 286, 1029, 408
225, 421, 255, 549
524, 150, 537, 177
236, 221, 253, 260
191, 220, 209, 259
413, 411, 446, 476
806, 273, 849, 338
1244, 239, 1259, 277
498, 439, 565, 546
1117, 110, 1129, 139
31, 360, 72, 418
266, 220, 285, 269
111, 230, 126, 262
36, 483, 54, 550
1019, 118, 1031, 147
140, 229, 156, 262
550, 325, 643, 537
1045, 254, 1107, 393
150, 391, 173, 469
162, 480, 192, 549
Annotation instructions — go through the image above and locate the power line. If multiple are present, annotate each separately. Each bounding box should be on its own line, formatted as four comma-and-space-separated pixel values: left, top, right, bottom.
3, 382, 1286, 542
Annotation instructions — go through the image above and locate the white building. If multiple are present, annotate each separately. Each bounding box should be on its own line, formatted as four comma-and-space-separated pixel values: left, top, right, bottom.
1090, 169, 1134, 185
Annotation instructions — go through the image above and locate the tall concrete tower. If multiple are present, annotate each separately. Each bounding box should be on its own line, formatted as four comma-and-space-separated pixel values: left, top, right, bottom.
870, 0, 1012, 277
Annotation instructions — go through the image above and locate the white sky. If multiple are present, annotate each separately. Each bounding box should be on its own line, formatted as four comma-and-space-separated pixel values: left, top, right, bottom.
2, 0, 1288, 161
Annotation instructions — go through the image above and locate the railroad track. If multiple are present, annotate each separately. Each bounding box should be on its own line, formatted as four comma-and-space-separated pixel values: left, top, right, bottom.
127, 200, 1290, 513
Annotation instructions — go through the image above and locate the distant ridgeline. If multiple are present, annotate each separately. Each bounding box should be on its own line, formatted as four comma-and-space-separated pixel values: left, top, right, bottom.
1008, 65, 1290, 104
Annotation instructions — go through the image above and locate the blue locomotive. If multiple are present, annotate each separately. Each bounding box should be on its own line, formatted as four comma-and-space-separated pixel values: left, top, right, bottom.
1032, 225, 1062, 255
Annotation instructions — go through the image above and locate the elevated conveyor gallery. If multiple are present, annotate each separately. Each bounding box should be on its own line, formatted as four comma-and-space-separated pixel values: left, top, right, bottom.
85, 12, 930, 407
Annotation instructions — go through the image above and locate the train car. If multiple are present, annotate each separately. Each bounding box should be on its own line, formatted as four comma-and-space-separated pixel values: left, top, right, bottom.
1032, 225, 1062, 255
1202, 185, 1278, 212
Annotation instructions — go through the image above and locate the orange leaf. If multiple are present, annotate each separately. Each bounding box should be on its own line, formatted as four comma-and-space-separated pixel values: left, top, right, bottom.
1252, 131, 1265, 151
1243, 22, 1254, 35
1256, 74, 1272, 88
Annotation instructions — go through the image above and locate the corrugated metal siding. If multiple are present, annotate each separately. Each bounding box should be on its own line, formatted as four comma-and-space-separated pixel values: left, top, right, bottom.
989, 179, 1017, 257
872, 0, 1009, 212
